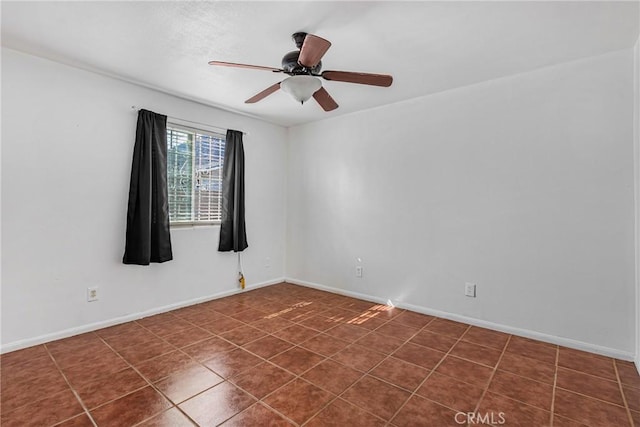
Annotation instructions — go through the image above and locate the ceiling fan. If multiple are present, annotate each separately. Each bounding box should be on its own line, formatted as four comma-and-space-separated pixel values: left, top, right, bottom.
209, 32, 393, 112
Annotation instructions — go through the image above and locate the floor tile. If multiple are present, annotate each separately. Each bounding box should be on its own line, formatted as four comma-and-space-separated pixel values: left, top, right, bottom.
202, 347, 263, 379
489, 370, 553, 410
369, 356, 430, 391
273, 324, 320, 344
416, 372, 484, 412
301, 333, 350, 356
230, 362, 295, 399
55, 413, 95, 427
163, 327, 212, 348
90, 386, 172, 427
179, 381, 256, 426
391, 395, 460, 427
424, 318, 469, 338
99, 325, 159, 351
552, 415, 590, 427
435, 355, 494, 388
391, 311, 434, 329
332, 344, 386, 372
624, 385, 640, 412
230, 308, 268, 323
345, 312, 388, 330
155, 364, 223, 404
145, 318, 193, 337
461, 326, 510, 350
506, 336, 557, 365
554, 388, 631, 427
200, 316, 244, 334
617, 360, 640, 389
117, 337, 176, 365
220, 325, 267, 346
558, 347, 616, 381
409, 329, 458, 353
630, 410, 640, 426
263, 378, 334, 425
1, 389, 84, 427
497, 352, 556, 384
324, 323, 370, 342
302, 359, 364, 394
355, 331, 405, 354
556, 367, 624, 406
342, 375, 411, 420
0, 345, 48, 367
242, 335, 293, 359
375, 322, 420, 341
478, 391, 551, 427
449, 340, 503, 367
75, 367, 148, 409
182, 336, 237, 361
221, 403, 293, 426
136, 407, 196, 426
392, 342, 446, 370
49, 341, 114, 369
61, 351, 130, 387
0, 352, 60, 388
299, 314, 338, 331
136, 350, 198, 382
251, 316, 295, 333
5, 283, 636, 427
270, 346, 325, 374
306, 398, 385, 427
45, 333, 103, 355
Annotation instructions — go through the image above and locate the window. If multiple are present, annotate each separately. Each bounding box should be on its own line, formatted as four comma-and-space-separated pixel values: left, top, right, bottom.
166, 123, 225, 225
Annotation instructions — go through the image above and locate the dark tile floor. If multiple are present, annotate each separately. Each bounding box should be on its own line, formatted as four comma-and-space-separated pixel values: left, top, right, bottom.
1, 283, 639, 426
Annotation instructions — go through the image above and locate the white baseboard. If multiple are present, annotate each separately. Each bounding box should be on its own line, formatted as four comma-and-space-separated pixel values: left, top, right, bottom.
0, 277, 285, 354
285, 277, 635, 361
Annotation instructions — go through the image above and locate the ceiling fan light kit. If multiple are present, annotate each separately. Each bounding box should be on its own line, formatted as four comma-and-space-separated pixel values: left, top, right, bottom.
280, 75, 322, 104
209, 32, 393, 112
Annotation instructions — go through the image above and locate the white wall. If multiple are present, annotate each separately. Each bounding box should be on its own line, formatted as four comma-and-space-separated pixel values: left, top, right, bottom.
287, 49, 636, 356
1, 48, 287, 350
634, 38, 640, 370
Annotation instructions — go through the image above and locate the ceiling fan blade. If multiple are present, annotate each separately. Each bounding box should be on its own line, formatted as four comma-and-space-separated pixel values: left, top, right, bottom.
321, 71, 393, 87
313, 87, 338, 112
209, 61, 283, 72
245, 82, 281, 104
298, 34, 331, 68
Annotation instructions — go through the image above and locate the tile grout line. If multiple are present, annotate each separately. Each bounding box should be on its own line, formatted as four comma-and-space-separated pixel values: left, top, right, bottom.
469, 331, 511, 427
549, 345, 559, 427
384, 322, 474, 426
297, 308, 425, 426
42, 342, 99, 427
613, 360, 636, 427
95, 324, 204, 426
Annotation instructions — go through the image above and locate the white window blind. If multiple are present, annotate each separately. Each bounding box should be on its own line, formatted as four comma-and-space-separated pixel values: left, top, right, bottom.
167, 124, 225, 224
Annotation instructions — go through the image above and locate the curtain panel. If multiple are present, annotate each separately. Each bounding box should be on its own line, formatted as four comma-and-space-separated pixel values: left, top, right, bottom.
123, 109, 173, 265
218, 129, 248, 252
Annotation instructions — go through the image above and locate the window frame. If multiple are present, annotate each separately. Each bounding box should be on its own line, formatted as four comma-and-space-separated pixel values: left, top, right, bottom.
166, 119, 226, 227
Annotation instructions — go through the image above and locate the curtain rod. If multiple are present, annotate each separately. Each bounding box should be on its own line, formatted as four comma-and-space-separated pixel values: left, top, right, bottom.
130, 106, 248, 135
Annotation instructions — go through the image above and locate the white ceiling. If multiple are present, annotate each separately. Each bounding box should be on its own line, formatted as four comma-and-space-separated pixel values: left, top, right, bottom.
2, 1, 638, 127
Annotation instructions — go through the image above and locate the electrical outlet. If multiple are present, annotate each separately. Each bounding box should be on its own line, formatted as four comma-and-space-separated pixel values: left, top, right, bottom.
465, 282, 476, 298
87, 287, 99, 302
355, 266, 363, 278
264, 257, 271, 268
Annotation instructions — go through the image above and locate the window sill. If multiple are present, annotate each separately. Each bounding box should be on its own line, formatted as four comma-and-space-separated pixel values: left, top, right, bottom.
170, 222, 221, 229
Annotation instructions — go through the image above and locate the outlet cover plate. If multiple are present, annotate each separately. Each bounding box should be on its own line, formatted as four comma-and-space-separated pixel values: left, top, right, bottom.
465, 282, 476, 297
87, 286, 99, 302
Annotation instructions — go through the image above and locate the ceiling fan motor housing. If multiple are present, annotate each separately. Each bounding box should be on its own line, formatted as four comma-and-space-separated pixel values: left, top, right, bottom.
282, 51, 322, 74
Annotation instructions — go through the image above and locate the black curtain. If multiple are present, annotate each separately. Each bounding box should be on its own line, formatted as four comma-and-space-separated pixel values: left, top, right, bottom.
218, 129, 248, 252
123, 109, 173, 265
